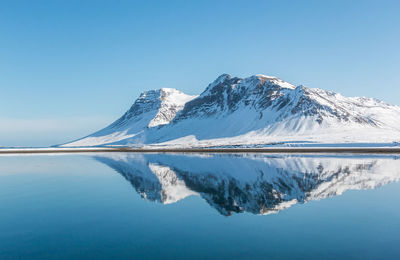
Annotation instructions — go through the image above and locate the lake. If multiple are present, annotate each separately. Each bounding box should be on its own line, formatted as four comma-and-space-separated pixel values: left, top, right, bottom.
1, 153, 400, 259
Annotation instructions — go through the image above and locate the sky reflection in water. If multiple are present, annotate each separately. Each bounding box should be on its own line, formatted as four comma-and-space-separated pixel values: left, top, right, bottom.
1, 153, 400, 259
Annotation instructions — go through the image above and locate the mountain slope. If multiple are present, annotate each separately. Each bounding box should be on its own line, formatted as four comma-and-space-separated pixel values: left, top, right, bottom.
64, 88, 197, 147
62, 74, 400, 147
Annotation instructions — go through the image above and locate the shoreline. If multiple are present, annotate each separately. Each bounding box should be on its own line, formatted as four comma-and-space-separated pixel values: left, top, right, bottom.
1, 147, 400, 154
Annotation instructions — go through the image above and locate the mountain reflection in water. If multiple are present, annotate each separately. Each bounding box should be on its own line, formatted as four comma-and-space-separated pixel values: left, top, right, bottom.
94, 153, 400, 216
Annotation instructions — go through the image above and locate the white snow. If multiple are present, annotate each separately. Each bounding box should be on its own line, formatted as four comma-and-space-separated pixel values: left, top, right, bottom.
62, 88, 197, 147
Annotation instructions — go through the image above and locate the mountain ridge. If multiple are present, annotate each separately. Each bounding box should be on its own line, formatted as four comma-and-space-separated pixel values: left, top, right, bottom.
62, 74, 400, 147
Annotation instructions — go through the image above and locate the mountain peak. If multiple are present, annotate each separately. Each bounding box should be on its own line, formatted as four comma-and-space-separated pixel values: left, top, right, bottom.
143, 88, 197, 128
137, 88, 194, 105
249, 74, 296, 90
214, 73, 231, 82
139, 88, 179, 98
159, 87, 182, 94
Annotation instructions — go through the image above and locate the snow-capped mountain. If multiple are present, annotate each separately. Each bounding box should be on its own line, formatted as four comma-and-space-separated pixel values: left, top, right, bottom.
65, 88, 197, 147
63, 74, 400, 147
95, 153, 400, 216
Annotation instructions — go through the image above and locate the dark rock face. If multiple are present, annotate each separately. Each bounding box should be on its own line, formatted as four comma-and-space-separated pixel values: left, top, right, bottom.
176, 75, 242, 120
110, 90, 162, 128
173, 74, 380, 126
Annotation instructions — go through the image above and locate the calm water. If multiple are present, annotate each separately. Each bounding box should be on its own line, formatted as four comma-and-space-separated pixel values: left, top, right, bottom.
1, 153, 400, 259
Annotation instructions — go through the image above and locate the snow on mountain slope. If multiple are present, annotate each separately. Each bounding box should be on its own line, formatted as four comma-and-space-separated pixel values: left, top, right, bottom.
62, 74, 400, 147
95, 153, 400, 216
63, 88, 197, 147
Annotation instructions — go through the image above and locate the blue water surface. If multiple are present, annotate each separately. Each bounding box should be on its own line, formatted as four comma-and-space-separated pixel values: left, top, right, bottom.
0, 153, 399, 259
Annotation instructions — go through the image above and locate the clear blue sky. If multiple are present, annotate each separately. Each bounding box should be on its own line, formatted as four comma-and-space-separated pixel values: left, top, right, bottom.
1, 0, 399, 146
